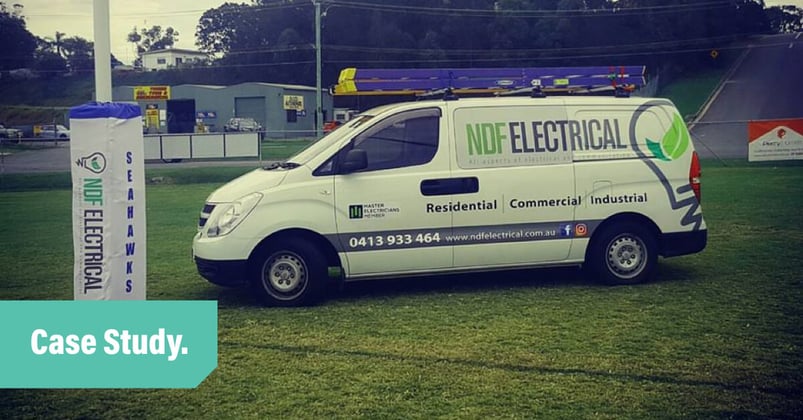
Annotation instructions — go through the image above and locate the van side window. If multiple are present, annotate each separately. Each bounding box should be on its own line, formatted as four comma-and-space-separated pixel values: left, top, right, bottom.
345, 108, 440, 173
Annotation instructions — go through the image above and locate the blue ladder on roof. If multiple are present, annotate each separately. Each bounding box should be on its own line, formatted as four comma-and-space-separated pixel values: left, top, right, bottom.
331, 66, 646, 96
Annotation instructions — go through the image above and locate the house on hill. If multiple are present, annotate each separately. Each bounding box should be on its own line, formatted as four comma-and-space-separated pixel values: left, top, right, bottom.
141, 48, 208, 71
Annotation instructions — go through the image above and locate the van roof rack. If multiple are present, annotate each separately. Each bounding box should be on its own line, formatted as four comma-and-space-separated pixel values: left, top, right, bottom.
330, 66, 646, 98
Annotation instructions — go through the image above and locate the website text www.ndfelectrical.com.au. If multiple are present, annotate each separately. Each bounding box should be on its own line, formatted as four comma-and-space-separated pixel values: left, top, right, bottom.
342, 225, 563, 251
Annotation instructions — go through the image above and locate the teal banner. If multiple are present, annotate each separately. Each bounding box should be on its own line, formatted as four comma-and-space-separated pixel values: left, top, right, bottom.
0, 301, 217, 388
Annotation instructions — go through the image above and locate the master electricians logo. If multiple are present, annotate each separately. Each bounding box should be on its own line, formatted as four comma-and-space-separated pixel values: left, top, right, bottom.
349, 205, 363, 219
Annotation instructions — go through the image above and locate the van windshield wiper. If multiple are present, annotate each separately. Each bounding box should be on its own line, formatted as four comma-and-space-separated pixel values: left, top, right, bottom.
262, 161, 300, 170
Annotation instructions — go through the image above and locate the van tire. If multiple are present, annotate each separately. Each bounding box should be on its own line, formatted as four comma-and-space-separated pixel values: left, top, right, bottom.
587, 222, 657, 285
250, 239, 327, 307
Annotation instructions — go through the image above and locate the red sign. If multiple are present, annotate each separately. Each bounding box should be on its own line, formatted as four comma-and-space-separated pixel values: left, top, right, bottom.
748, 118, 803, 162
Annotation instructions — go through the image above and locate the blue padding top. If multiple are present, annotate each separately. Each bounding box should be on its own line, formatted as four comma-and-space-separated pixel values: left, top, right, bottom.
70, 102, 142, 120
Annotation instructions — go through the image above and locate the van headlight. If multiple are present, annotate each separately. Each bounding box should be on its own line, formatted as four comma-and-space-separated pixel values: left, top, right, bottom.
205, 192, 262, 238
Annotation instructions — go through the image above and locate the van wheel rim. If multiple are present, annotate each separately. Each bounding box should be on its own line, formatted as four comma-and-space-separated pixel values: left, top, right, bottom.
606, 235, 646, 279
263, 252, 307, 299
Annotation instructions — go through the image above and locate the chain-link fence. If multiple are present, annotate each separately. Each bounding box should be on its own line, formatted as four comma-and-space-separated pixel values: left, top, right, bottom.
690, 120, 749, 161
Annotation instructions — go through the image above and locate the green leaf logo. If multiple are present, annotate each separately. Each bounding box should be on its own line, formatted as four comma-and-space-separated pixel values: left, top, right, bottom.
91, 157, 101, 171
646, 114, 690, 161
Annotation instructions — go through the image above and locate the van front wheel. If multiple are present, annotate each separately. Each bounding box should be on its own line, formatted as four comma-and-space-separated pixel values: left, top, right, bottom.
251, 240, 326, 306
588, 223, 657, 285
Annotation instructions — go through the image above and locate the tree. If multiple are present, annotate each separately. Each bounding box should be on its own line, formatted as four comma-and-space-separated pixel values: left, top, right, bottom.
766, 5, 803, 33
110, 54, 123, 68
196, 2, 251, 54
186, 0, 792, 86
33, 50, 67, 79
34, 32, 121, 75
127, 25, 179, 67
0, 2, 37, 71
61, 36, 94, 73
195, 1, 315, 83
40, 31, 66, 57
52, 31, 65, 56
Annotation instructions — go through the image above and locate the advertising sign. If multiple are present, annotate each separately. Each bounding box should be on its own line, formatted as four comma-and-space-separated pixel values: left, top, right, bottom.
748, 119, 803, 162
70, 103, 146, 300
134, 86, 171, 101
283, 95, 304, 111
0, 301, 217, 388
145, 104, 159, 130
196, 111, 217, 119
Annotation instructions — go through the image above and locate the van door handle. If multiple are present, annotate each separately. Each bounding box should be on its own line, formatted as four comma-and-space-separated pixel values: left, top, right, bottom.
420, 177, 479, 196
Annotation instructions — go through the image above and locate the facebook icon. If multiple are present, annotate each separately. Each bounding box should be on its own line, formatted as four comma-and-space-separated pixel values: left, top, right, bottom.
560, 224, 574, 237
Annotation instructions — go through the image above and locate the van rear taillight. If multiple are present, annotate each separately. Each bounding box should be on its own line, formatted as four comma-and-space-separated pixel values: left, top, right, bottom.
689, 151, 701, 202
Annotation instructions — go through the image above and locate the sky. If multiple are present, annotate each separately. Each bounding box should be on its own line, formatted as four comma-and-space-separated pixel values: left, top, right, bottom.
19, 0, 803, 66
22, 0, 225, 65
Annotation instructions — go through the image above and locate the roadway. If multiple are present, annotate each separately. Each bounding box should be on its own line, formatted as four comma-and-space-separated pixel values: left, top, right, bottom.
691, 32, 803, 159
0, 143, 73, 173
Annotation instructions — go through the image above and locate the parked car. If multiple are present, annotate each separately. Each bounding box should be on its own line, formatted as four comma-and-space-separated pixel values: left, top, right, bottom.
35, 124, 70, 139
224, 117, 262, 132
0, 123, 22, 139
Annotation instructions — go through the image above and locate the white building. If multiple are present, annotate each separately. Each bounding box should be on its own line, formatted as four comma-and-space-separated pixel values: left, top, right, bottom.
141, 48, 208, 71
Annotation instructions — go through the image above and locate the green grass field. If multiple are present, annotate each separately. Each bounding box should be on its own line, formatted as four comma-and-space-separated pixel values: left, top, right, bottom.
659, 69, 728, 120
261, 139, 315, 160
1, 161, 801, 418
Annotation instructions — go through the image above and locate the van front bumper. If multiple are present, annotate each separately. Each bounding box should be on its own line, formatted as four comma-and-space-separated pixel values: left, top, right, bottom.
661, 229, 707, 258
195, 257, 250, 287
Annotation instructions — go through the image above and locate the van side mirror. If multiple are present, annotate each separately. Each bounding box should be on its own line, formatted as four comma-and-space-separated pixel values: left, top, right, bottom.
341, 149, 368, 173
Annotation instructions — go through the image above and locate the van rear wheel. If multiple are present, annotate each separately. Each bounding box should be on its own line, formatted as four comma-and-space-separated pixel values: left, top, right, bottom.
588, 222, 657, 285
250, 239, 327, 307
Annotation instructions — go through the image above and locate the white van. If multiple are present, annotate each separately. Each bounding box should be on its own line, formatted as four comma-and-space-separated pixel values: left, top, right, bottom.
193, 95, 706, 306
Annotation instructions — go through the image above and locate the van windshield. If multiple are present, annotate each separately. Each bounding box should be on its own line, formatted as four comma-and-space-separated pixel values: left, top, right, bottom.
286, 114, 374, 166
